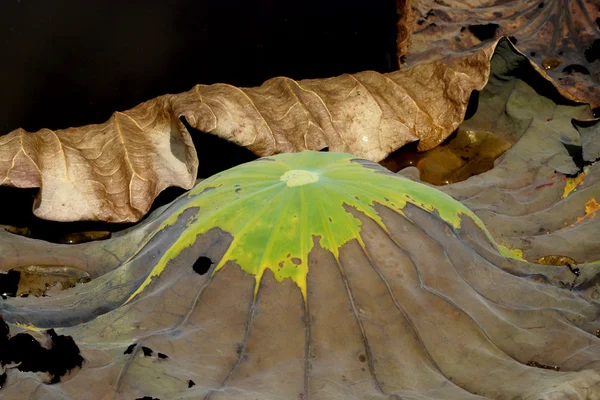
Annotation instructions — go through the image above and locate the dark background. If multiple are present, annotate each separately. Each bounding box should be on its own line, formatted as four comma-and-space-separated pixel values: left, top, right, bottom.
0, 0, 398, 134
0, 0, 398, 238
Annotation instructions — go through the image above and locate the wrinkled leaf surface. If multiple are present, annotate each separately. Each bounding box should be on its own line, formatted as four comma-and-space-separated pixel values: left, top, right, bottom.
1, 43, 499, 222
0, 149, 599, 399
399, 0, 600, 107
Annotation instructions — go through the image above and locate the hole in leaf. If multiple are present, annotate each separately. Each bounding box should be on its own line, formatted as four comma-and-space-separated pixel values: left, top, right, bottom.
141, 346, 153, 357
188, 380, 196, 388
562, 64, 591, 75
157, 353, 168, 359
124, 344, 137, 354
542, 57, 562, 70
561, 143, 585, 173
467, 24, 499, 41
0, 317, 83, 385
584, 39, 600, 63
193, 256, 213, 275
0, 270, 20, 298
535, 255, 577, 266
527, 360, 560, 371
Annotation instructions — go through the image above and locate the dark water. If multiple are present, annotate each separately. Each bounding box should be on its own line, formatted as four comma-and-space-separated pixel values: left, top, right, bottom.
0, 0, 398, 135
0, 0, 398, 240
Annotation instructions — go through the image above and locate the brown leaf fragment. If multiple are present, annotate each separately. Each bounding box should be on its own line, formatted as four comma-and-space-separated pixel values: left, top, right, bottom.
1, 44, 502, 222
0, 98, 198, 223
174, 50, 494, 156
399, 0, 600, 108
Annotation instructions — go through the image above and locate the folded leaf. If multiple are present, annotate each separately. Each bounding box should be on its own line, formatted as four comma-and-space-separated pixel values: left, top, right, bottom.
0, 103, 198, 222
398, 0, 600, 107
1, 42, 501, 222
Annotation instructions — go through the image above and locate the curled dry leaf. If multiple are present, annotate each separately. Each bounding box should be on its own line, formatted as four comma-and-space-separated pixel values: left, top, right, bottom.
2, 41, 500, 222
398, 0, 600, 107
0, 103, 198, 223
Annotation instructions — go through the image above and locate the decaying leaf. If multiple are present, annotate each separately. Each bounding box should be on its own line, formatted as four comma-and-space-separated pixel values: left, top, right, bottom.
0, 149, 599, 399
398, 0, 600, 107
1, 39, 518, 223
0, 106, 198, 223
399, 38, 600, 265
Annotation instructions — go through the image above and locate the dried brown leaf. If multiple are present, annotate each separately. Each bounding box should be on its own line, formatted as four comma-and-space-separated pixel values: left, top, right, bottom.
1, 46, 498, 222
399, 0, 600, 107
0, 99, 198, 222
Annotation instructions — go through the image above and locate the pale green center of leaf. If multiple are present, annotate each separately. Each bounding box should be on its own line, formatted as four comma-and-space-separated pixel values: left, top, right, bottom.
280, 169, 319, 187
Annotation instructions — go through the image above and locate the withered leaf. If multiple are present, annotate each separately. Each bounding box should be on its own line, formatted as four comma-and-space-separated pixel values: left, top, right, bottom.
0, 151, 598, 398
398, 0, 600, 107
1, 45, 498, 222
0, 104, 198, 223
401, 39, 600, 265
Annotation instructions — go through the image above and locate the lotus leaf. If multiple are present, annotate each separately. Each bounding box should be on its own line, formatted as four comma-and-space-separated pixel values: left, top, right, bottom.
0, 147, 599, 399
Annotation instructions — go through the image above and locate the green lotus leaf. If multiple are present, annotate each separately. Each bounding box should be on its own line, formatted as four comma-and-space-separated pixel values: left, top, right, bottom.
124, 150, 519, 305
1, 149, 599, 399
